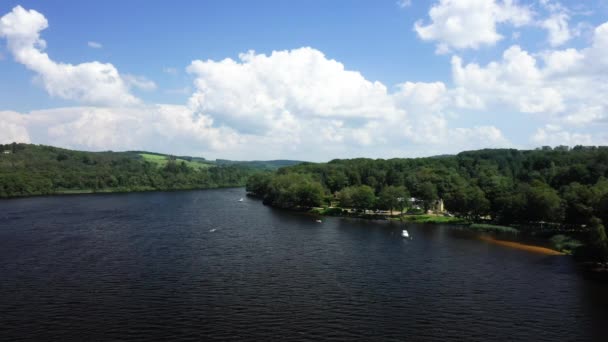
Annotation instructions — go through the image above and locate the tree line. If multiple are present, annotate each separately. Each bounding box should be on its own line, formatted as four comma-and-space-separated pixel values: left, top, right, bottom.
247, 146, 608, 260
0, 143, 257, 197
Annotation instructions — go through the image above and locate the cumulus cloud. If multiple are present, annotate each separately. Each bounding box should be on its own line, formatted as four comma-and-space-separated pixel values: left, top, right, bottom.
87, 41, 102, 49
448, 20, 608, 144
0, 111, 31, 144
185, 47, 509, 156
1, 6, 513, 160
123, 74, 157, 91
187, 48, 399, 134
454, 22, 608, 114
451, 46, 565, 113
1, 106, 240, 154
537, 0, 574, 47
414, 0, 532, 53
531, 124, 600, 146
0, 6, 139, 106
540, 12, 571, 47
0, 45, 510, 159
1, 103, 509, 160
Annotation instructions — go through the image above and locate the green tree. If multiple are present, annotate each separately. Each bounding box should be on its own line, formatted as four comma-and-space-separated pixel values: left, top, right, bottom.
350, 185, 376, 211
417, 181, 438, 211
338, 185, 375, 211
525, 181, 563, 222
445, 185, 489, 219
378, 185, 409, 213
294, 181, 325, 208
588, 217, 608, 262
337, 186, 354, 208
561, 182, 595, 225
596, 193, 608, 227
246, 173, 273, 196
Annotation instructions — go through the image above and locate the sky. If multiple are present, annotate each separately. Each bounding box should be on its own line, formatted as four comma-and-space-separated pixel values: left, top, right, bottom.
1, 0, 608, 161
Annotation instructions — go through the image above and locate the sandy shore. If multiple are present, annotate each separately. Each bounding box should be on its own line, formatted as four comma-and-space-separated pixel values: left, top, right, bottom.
479, 235, 564, 255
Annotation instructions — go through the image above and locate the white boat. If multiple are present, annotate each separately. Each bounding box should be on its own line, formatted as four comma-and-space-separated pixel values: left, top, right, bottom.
238, 198, 244, 202
402, 229, 411, 239
316, 219, 322, 223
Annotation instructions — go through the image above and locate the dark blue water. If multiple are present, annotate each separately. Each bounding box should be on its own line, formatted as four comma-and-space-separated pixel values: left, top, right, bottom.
0, 188, 606, 341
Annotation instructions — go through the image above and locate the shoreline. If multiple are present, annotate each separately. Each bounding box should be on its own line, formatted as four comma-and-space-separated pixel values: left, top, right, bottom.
0, 185, 247, 200
478, 235, 564, 255
305, 206, 572, 255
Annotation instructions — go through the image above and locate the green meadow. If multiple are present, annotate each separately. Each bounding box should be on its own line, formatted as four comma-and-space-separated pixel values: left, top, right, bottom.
139, 153, 214, 170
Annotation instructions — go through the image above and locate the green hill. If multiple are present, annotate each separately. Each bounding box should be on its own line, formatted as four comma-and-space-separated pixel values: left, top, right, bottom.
0, 143, 268, 198
214, 159, 304, 170
138, 153, 214, 170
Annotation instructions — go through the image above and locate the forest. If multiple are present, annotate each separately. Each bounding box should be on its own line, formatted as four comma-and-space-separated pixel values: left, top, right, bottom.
247, 146, 608, 260
0, 143, 262, 197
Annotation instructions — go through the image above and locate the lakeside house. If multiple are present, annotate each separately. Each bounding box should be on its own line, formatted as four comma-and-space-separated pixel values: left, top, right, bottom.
429, 198, 444, 214
2, 150, 11, 155
409, 197, 445, 214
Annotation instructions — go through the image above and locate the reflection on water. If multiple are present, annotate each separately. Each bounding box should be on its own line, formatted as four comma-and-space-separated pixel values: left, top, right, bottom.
0, 188, 605, 341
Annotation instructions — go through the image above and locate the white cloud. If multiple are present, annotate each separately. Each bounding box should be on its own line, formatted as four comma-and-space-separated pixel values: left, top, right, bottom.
0, 43, 511, 160
165, 86, 191, 95
123, 74, 157, 91
511, 31, 521, 40
187, 47, 398, 134
451, 125, 510, 149
185, 47, 510, 155
448, 20, 608, 146
397, 0, 412, 8
531, 124, 599, 146
563, 106, 606, 126
414, 0, 532, 53
0, 111, 31, 143
540, 12, 571, 47
451, 46, 565, 113
2, 106, 240, 154
537, 0, 573, 47
1, 7, 514, 160
452, 18, 608, 124
394, 81, 447, 112
0, 6, 139, 106
87, 41, 102, 49
2, 103, 507, 160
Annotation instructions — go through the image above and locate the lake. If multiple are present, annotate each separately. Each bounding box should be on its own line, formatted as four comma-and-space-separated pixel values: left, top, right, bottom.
1, 188, 606, 341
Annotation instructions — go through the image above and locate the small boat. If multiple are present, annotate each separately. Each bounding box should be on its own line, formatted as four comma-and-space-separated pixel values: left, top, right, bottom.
209, 228, 217, 232
238, 198, 244, 202
402, 229, 411, 239
316, 219, 322, 223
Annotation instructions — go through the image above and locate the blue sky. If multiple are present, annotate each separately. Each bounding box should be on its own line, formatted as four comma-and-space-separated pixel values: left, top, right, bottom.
1, 1, 607, 160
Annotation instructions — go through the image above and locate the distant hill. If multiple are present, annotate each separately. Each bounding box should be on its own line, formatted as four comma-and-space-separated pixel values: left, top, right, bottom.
128, 151, 305, 170
0, 143, 297, 198
214, 159, 304, 170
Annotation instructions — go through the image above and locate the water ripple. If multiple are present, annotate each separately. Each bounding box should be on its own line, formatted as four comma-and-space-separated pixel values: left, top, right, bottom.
1, 189, 606, 341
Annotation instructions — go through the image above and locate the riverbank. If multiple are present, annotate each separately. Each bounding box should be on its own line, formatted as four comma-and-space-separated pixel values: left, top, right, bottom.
479, 235, 564, 255
307, 206, 580, 254
1, 185, 247, 199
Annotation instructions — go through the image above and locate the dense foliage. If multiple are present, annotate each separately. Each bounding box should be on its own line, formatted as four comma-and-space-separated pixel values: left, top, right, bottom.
247, 146, 608, 260
0, 143, 259, 197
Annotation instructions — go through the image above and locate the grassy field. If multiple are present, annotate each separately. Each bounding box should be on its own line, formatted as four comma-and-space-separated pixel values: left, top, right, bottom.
139, 153, 214, 170
401, 214, 470, 224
